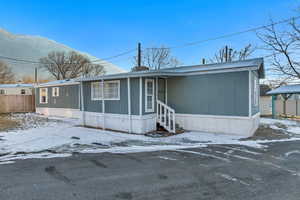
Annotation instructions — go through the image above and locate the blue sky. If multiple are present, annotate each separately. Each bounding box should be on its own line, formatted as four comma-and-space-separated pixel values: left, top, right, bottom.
0, 0, 299, 70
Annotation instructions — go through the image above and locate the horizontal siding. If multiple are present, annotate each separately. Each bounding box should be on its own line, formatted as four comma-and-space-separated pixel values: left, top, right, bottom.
167, 71, 249, 117
36, 85, 79, 109
83, 78, 140, 115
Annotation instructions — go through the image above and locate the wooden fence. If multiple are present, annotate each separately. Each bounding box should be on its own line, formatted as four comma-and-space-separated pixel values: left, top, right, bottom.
0, 95, 35, 113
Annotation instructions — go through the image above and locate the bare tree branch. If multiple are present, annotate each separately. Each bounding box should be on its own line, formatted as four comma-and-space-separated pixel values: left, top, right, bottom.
39, 51, 105, 80
0, 61, 15, 84
132, 46, 181, 70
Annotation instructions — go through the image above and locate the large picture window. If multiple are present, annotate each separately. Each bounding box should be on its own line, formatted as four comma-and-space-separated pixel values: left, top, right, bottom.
40, 88, 48, 104
91, 80, 120, 100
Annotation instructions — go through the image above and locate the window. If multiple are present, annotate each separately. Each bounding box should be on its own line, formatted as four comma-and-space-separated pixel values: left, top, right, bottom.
52, 87, 59, 97
145, 79, 154, 112
253, 76, 259, 106
91, 80, 120, 100
21, 89, 26, 95
40, 88, 48, 104
0, 89, 5, 95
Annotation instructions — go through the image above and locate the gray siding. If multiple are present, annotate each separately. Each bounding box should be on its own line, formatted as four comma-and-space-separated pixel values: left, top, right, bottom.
251, 71, 260, 115
36, 84, 79, 109
166, 71, 249, 117
83, 78, 140, 115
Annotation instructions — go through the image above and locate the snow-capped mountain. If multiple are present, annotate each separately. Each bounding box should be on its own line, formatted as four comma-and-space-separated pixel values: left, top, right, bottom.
0, 29, 126, 80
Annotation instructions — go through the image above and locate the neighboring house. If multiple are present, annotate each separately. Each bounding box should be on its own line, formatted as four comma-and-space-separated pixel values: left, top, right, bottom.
0, 83, 35, 113
260, 84, 272, 116
0, 84, 34, 95
35, 79, 81, 118
78, 58, 264, 137
267, 84, 300, 117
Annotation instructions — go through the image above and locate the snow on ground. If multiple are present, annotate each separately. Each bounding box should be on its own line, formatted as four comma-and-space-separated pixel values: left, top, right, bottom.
1, 114, 300, 164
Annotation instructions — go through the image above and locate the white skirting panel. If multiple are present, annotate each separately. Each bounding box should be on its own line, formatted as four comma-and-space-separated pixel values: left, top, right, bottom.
175, 113, 260, 137
82, 112, 157, 134
36, 107, 81, 119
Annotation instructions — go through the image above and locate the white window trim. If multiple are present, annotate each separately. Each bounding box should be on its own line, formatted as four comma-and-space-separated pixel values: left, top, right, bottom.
254, 75, 259, 106
91, 80, 120, 101
39, 88, 48, 104
145, 78, 155, 113
52, 87, 60, 97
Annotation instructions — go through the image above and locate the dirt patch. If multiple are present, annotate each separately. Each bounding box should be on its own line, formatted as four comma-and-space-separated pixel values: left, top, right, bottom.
0, 114, 20, 132
242, 124, 290, 141
0, 113, 63, 132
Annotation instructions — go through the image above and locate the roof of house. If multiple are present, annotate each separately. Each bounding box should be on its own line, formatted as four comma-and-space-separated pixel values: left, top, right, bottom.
36, 79, 79, 88
0, 83, 34, 88
78, 58, 264, 82
260, 84, 272, 96
267, 84, 300, 95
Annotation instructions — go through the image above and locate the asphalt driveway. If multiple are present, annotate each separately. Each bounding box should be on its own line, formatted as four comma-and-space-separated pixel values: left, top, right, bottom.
1, 140, 300, 200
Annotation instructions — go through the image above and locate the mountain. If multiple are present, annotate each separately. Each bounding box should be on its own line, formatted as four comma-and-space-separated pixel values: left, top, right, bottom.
0, 29, 126, 80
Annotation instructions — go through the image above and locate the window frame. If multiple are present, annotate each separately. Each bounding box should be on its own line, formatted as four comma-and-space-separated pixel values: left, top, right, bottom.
91, 80, 120, 101
20, 89, 26, 95
52, 87, 60, 97
39, 88, 48, 104
145, 78, 155, 113
0, 89, 5, 95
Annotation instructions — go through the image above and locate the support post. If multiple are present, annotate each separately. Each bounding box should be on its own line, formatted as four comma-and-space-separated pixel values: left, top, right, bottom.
128, 77, 132, 133
248, 70, 252, 117
272, 95, 276, 119
102, 78, 105, 130
139, 77, 142, 116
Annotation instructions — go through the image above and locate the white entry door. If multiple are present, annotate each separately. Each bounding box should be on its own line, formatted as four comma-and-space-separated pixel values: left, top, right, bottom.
145, 79, 154, 112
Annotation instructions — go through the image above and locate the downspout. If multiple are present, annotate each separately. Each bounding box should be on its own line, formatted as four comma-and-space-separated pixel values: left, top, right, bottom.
128, 77, 132, 133
165, 78, 168, 104
102, 78, 105, 130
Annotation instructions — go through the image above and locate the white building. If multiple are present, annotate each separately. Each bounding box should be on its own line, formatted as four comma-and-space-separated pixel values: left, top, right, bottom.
0, 84, 34, 95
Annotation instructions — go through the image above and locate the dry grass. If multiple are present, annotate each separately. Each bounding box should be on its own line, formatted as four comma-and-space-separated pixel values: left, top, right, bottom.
0, 114, 19, 132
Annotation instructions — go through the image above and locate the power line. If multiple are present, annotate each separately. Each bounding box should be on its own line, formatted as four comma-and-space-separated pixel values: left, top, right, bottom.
166, 16, 300, 49
90, 48, 136, 62
0, 48, 136, 65
1, 16, 299, 66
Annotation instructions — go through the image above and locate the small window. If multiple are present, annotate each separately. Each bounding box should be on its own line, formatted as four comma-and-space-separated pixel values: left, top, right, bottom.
52, 87, 59, 97
21, 89, 26, 95
0, 89, 5, 95
40, 88, 48, 104
91, 80, 120, 100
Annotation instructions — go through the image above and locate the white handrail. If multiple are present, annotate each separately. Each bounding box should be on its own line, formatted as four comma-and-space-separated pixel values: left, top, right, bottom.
157, 100, 176, 133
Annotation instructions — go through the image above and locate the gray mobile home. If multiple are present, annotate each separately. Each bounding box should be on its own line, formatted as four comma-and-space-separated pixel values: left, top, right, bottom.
79, 58, 264, 137
35, 79, 81, 118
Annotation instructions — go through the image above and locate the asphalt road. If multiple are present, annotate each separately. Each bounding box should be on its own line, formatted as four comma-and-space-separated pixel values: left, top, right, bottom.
1, 141, 300, 200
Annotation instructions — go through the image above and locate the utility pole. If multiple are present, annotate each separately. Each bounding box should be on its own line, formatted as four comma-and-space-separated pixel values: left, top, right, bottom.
137, 42, 141, 67
228, 48, 233, 62
34, 67, 38, 84
225, 45, 228, 62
